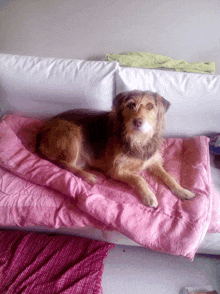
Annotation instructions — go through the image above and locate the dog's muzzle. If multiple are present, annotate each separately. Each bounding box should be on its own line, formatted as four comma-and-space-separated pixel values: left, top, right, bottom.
133, 119, 152, 133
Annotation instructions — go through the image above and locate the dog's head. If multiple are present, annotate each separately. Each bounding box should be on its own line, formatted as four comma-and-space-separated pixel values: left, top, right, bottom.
112, 90, 170, 143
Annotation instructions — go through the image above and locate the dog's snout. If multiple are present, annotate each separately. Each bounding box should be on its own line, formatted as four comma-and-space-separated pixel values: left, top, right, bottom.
133, 118, 142, 128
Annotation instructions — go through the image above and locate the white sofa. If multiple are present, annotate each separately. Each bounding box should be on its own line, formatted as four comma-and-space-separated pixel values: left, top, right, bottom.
0, 53, 220, 255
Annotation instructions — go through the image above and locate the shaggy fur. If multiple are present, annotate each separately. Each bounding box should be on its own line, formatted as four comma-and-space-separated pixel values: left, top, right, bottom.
36, 90, 195, 208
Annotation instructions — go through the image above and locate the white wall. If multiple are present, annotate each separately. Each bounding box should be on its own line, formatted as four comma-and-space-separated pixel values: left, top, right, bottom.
0, 0, 220, 74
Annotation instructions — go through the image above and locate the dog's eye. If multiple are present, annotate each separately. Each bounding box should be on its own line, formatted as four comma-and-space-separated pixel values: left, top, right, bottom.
146, 103, 154, 110
127, 102, 136, 110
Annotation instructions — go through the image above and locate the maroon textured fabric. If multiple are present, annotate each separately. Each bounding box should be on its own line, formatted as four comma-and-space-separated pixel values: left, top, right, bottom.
0, 230, 114, 294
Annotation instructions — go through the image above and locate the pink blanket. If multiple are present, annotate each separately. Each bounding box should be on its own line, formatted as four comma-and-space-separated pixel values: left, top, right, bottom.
0, 230, 114, 293
0, 114, 219, 260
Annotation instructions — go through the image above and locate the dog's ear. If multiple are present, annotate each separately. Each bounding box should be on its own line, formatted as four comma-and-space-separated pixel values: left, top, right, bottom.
152, 92, 171, 112
112, 92, 130, 110
113, 90, 143, 111
151, 92, 170, 134
111, 92, 131, 135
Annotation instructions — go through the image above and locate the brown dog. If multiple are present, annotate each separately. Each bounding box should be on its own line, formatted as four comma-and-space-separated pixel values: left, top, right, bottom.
36, 90, 195, 208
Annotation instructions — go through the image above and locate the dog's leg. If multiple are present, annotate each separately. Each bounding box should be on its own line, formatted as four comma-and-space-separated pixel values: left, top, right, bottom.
110, 169, 158, 208
59, 160, 97, 185
149, 163, 195, 200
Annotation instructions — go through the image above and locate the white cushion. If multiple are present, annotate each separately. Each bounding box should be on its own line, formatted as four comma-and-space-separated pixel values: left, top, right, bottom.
0, 53, 118, 118
116, 67, 220, 137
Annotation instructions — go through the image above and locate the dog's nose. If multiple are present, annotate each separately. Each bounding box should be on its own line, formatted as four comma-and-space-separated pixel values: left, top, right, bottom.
133, 118, 142, 128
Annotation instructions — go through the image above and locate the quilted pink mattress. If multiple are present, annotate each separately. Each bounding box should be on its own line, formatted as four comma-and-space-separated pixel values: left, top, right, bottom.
0, 114, 220, 260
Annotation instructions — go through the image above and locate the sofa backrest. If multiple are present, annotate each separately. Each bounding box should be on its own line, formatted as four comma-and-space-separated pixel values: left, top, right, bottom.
0, 53, 219, 137
0, 53, 118, 118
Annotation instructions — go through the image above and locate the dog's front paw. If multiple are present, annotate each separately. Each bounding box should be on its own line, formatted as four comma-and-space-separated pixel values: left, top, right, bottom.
84, 173, 98, 185
176, 188, 195, 200
142, 193, 158, 209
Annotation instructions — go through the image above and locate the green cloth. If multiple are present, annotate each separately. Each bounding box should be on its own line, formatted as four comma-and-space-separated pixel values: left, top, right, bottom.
106, 52, 215, 74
